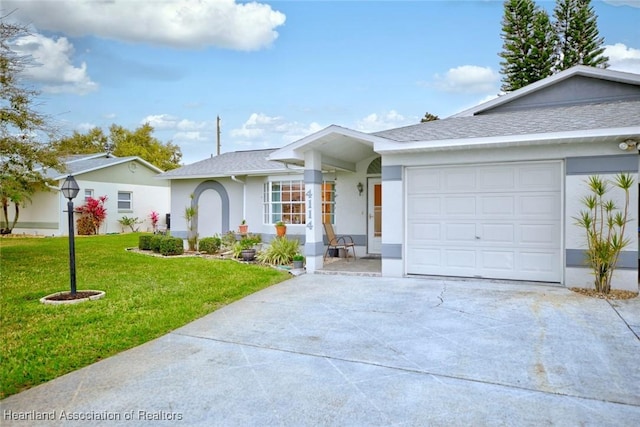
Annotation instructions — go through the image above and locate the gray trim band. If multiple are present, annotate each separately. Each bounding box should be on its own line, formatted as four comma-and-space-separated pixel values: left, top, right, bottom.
382, 165, 402, 181
382, 243, 402, 259
304, 169, 323, 184
566, 249, 637, 270
305, 241, 326, 256
14, 221, 58, 229
566, 155, 638, 175
324, 234, 366, 246
192, 180, 230, 233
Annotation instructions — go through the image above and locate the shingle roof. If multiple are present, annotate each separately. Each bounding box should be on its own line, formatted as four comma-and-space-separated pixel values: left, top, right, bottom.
41, 153, 163, 180
372, 100, 640, 143
157, 149, 289, 179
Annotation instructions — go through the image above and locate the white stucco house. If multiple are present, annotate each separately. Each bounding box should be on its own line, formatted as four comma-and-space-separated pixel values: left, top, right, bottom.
158, 66, 639, 291
14, 153, 170, 236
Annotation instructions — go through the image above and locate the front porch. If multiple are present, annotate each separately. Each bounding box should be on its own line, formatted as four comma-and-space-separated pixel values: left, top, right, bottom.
316, 256, 382, 276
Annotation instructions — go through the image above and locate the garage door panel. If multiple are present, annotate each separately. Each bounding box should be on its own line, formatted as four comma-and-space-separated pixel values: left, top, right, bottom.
445, 223, 476, 241
478, 167, 516, 190
480, 251, 514, 270
518, 195, 559, 218
407, 248, 441, 268
409, 223, 441, 241
519, 165, 562, 190
519, 251, 560, 274
444, 249, 476, 269
445, 197, 476, 215
445, 170, 476, 191
407, 170, 441, 193
480, 196, 515, 216
520, 224, 558, 245
406, 162, 561, 282
409, 196, 440, 216
480, 224, 514, 243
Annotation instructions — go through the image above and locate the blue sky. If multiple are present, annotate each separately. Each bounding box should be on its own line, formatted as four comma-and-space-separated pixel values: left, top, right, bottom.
7, 0, 640, 165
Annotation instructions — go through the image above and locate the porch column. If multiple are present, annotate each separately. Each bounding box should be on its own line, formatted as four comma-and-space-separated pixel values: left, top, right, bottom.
381, 165, 403, 277
304, 150, 324, 272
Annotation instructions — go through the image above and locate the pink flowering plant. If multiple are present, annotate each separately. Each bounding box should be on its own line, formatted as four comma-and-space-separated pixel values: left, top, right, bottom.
149, 210, 159, 231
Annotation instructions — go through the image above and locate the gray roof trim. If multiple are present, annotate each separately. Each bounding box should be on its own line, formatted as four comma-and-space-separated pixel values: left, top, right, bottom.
375, 126, 640, 154
268, 125, 388, 162
373, 100, 640, 146
451, 66, 640, 118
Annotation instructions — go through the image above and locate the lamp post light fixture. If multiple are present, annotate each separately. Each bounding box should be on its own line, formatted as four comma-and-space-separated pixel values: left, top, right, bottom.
61, 175, 80, 295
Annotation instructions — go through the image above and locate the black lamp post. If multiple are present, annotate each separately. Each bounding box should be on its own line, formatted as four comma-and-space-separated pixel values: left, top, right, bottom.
61, 175, 80, 295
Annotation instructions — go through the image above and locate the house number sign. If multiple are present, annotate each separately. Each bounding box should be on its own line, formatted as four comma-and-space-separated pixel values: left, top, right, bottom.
306, 189, 313, 230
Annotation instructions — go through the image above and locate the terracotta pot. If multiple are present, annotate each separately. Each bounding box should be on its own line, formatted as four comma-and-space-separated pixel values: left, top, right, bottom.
275, 225, 286, 237
238, 224, 248, 234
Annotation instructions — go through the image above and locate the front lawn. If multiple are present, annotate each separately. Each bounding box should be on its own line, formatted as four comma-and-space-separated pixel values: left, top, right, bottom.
0, 234, 290, 399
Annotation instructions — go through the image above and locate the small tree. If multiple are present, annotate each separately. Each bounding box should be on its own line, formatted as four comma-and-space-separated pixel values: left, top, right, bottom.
184, 194, 198, 251
420, 112, 440, 123
574, 174, 634, 294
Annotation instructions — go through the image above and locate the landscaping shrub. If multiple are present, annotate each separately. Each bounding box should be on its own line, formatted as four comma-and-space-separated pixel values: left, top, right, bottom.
138, 234, 153, 250
159, 236, 184, 256
199, 236, 222, 254
150, 235, 164, 253
75, 215, 96, 236
75, 196, 108, 235
257, 236, 299, 265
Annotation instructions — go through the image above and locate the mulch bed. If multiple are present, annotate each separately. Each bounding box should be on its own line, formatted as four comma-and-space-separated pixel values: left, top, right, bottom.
45, 291, 103, 301
570, 288, 638, 300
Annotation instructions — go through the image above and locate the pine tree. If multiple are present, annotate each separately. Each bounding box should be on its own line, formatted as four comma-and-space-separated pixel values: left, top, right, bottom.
553, 0, 608, 71
499, 0, 555, 92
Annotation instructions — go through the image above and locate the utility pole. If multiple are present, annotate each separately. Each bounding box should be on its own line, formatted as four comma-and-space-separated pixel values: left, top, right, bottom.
216, 115, 221, 156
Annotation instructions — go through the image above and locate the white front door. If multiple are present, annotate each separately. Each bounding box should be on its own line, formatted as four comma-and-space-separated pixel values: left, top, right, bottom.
367, 178, 382, 254
406, 162, 562, 282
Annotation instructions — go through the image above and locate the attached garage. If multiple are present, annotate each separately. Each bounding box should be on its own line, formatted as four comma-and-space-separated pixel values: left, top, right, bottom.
406, 161, 562, 282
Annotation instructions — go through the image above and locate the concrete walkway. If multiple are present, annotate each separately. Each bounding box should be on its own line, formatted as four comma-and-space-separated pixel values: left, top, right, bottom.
2, 275, 639, 426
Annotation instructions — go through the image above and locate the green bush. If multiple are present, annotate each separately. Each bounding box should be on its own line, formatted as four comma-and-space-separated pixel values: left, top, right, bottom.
159, 236, 184, 256
138, 234, 153, 250
199, 236, 222, 254
257, 236, 299, 265
150, 235, 164, 253
221, 231, 237, 250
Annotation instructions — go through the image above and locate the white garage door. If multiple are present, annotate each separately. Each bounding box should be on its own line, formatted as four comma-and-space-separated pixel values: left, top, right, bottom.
406, 162, 562, 282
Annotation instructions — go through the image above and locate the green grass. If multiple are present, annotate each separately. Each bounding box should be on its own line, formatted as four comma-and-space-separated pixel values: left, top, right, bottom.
0, 234, 290, 399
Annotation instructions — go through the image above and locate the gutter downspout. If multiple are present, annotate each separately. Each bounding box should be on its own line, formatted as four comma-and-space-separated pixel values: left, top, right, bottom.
230, 175, 246, 221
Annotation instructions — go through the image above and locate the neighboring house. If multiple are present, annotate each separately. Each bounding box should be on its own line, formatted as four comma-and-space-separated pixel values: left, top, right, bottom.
159, 66, 640, 291
15, 153, 170, 236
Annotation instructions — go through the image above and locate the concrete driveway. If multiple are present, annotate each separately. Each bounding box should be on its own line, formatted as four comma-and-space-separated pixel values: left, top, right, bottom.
2, 274, 639, 426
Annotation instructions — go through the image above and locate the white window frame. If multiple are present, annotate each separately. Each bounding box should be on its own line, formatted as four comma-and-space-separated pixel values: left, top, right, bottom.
263, 179, 335, 225
84, 189, 94, 202
117, 191, 132, 211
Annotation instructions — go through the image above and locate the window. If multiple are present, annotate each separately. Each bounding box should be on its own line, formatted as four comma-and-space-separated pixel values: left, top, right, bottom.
263, 180, 335, 224
321, 182, 335, 225
264, 180, 305, 224
117, 191, 132, 210
84, 189, 94, 202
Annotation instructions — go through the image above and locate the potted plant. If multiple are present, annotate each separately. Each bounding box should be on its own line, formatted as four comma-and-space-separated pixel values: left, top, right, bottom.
292, 253, 304, 269
235, 234, 261, 261
275, 220, 287, 237
238, 219, 248, 235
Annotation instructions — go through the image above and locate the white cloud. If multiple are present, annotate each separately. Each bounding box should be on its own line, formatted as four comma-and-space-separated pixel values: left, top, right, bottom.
77, 122, 97, 132
431, 65, 499, 94
11, 33, 98, 95
141, 114, 211, 131
602, 1, 640, 8
174, 131, 207, 141
230, 113, 324, 147
605, 43, 640, 74
355, 110, 414, 133
6, 0, 286, 51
